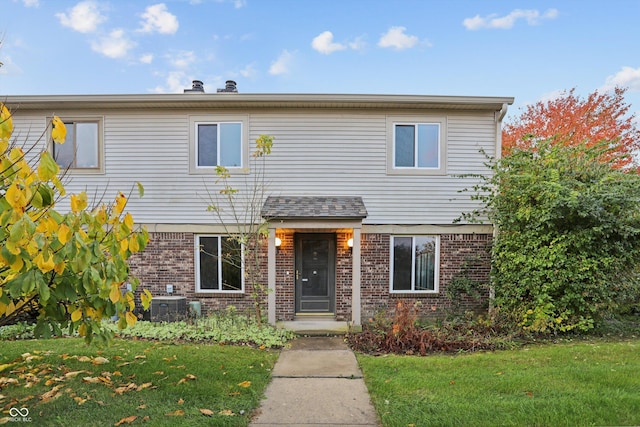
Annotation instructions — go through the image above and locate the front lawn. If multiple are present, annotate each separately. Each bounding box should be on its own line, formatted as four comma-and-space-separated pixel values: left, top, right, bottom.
0, 338, 278, 426
358, 338, 640, 427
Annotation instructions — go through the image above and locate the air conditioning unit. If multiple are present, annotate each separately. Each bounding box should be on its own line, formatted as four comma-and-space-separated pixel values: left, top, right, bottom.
150, 296, 187, 321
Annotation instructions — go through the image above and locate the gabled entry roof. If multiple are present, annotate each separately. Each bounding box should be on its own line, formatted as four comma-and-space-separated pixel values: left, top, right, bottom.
261, 196, 368, 219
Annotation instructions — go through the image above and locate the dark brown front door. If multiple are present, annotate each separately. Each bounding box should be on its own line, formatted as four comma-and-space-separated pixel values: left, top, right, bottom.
295, 233, 335, 313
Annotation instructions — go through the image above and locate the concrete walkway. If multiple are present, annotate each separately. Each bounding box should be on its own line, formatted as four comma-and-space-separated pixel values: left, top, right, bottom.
250, 336, 380, 427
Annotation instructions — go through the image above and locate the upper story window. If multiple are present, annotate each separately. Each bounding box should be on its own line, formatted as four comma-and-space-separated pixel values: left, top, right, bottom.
196, 235, 244, 293
189, 115, 248, 174
390, 235, 439, 293
51, 118, 103, 173
387, 116, 447, 175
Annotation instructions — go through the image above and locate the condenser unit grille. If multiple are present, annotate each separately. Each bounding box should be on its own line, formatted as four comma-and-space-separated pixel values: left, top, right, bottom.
150, 297, 187, 321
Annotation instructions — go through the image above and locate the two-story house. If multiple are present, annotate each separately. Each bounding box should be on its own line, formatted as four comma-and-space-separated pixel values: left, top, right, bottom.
6, 81, 513, 329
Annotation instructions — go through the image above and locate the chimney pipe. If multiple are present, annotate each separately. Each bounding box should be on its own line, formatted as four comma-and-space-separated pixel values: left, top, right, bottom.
184, 80, 205, 93
217, 80, 238, 93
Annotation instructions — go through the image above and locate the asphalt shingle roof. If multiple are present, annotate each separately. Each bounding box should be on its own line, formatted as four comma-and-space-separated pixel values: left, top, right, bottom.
261, 196, 368, 219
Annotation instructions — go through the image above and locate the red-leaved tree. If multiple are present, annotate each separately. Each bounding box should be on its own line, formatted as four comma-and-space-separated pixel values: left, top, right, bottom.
503, 87, 640, 169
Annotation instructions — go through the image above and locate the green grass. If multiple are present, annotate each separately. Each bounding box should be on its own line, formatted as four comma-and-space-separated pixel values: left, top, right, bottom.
0, 338, 279, 426
357, 338, 640, 427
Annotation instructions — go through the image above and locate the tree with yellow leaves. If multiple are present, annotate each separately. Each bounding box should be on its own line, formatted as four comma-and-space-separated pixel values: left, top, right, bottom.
0, 103, 151, 344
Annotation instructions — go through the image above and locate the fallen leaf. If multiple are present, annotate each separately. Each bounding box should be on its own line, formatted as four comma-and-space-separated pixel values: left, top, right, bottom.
0, 363, 16, 373
238, 381, 251, 388
185, 374, 196, 380
152, 371, 164, 375
142, 416, 149, 422
177, 398, 184, 405
74, 396, 87, 405
177, 378, 187, 385
134, 355, 146, 359
219, 409, 235, 416
77, 356, 92, 363
65, 371, 89, 379
166, 410, 184, 416
136, 382, 152, 391
113, 371, 122, 376
163, 356, 177, 362
82, 377, 101, 384
200, 408, 214, 416
137, 404, 147, 410
40, 385, 63, 403
93, 357, 110, 365
114, 415, 137, 426
228, 392, 240, 396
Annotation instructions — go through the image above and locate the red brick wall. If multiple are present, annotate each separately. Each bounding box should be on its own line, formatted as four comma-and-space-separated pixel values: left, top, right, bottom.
360, 233, 492, 320
129, 232, 260, 316
129, 231, 492, 322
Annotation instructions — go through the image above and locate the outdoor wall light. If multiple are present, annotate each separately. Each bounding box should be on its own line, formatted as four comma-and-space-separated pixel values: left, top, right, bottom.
275, 237, 282, 253
347, 237, 354, 253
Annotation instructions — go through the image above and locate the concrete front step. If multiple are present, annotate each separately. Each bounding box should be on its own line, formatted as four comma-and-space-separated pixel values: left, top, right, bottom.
278, 319, 354, 335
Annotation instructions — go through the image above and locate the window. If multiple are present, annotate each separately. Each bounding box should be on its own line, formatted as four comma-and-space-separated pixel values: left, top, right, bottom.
386, 116, 446, 175
390, 236, 439, 293
196, 122, 242, 167
196, 236, 243, 293
394, 124, 440, 168
51, 119, 102, 172
189, 115, 248, 174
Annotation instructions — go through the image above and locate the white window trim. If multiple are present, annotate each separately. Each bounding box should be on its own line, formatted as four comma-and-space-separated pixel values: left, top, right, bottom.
195, 235, 245, 293
48, 116, 105, 175
189, 115, 249, 175
386, 115, 447, 176
389, 235, 440, 294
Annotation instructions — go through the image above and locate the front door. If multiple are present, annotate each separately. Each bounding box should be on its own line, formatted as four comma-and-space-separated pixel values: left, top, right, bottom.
295, 233, 335, 313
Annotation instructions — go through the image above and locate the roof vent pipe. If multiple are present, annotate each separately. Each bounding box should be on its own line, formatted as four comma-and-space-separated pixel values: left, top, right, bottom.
184, 80, 205, 93
217, 80, 238, 93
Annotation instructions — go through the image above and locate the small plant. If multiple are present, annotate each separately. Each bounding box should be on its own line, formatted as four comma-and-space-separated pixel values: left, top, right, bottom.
348, 300, 523, 355
105, 309, 295, 348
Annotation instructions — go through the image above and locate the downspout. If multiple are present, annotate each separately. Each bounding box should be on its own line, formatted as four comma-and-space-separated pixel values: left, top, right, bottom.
489, 102, 509, 314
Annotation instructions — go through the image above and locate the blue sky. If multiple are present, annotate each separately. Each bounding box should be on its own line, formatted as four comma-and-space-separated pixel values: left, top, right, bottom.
1, 0, 640, 122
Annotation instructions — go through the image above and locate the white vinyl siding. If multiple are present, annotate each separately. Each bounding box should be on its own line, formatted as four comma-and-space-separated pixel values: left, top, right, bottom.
30, 109, 497, 225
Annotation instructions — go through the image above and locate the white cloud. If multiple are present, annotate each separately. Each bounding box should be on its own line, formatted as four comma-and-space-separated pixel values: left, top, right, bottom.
91, 29, 135, 58
378, 26, 419, 50
140, 53, 154, 64
601, 66, 640, 92
150, 71, 190, 93
21, 0, 39, 7
348, 36, 367, 51
56, 1, 106, 33
168, 50, 196, 68
463, 8, 558, 30
0, 55, 21, 76
269, 49, 294, 75
138, 3, 179, 35
311, 31, 347, 55
239, 64, 257, 79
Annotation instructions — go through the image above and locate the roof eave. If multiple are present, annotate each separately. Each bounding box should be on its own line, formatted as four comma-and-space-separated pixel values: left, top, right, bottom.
3, 93, 515, 112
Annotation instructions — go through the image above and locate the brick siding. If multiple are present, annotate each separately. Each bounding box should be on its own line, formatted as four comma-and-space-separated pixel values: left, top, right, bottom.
129, 231, 492, 321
